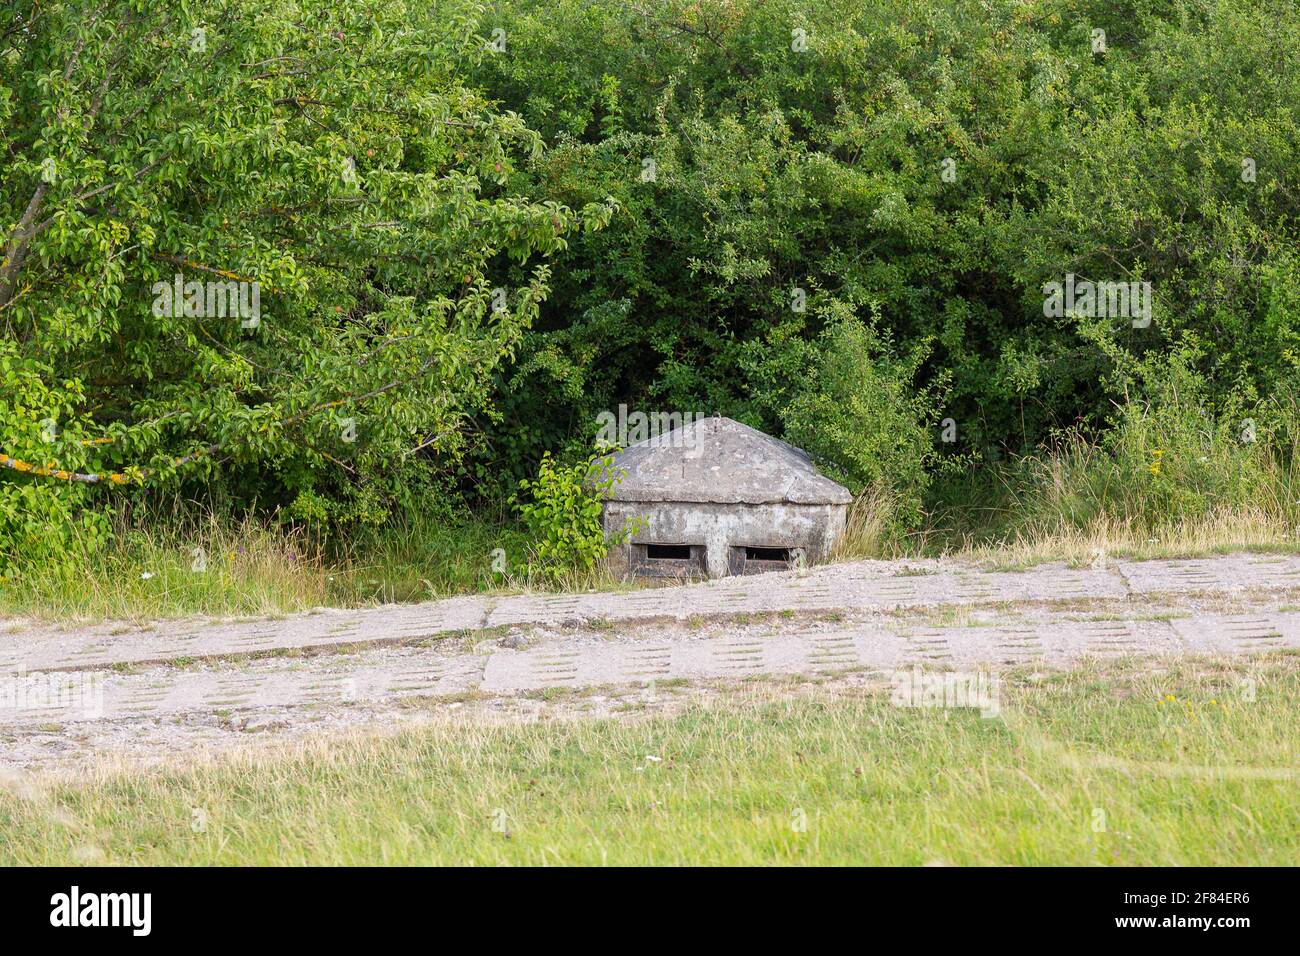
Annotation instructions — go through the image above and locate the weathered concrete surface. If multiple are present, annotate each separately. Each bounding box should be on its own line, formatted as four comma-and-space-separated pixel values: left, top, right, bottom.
605, 500, 846, 577
3, 553, 1300, 674
1118, 554, 1300, 592
606, 416, 852, 505
4, 604, 1300, 729
5, 552, 1300, 771
603, 416, 851, 578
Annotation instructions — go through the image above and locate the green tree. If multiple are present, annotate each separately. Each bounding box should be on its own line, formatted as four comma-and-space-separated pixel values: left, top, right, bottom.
0, 0, 612, 570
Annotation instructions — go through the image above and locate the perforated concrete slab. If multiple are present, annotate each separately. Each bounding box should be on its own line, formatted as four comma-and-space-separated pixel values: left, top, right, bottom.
1, 597, 491, 673
1171, 613, 1298, 654
1118, 554, 1300, 594
6, 607, 1300, 728
6, 554, 1300, 675
0, 652, 487, 725
5, 552, 1300, 733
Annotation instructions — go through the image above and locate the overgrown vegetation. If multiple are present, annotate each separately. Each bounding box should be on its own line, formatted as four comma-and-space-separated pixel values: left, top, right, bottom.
2, 0, 1298, 601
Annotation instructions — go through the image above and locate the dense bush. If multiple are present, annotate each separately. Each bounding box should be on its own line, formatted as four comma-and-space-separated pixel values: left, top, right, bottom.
475, 0, 1300, 512
3, 0, 1298, 575
744, 313, 943, 529
0, 0, 610, 571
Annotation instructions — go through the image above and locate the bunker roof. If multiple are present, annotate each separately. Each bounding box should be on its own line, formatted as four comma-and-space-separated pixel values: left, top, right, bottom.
604, 416, 853, 506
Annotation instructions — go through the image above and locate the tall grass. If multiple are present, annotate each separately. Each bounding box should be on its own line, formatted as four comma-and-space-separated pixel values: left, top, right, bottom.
831, 484, 912, 560
2, 656, 1295, 865
0, 492, 633, 622
921, 388, 1300, 566
0, 496, 519, 622
0, 504, 328, 622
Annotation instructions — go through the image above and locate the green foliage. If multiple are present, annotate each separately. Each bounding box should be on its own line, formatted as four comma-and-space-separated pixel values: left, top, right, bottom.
0, 493, 527, 621
744, 314, 942, 529
5, 0, 1300, 576
512, 452, 629, 581
0, 0, 612, 571
475, 0, 1300, 516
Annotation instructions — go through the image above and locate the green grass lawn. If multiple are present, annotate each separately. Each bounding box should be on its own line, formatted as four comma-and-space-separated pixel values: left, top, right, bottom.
2, 656, 1297, 865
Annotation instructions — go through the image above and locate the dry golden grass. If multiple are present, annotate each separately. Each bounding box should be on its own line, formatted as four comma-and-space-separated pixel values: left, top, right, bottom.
940, 509, 1300, 570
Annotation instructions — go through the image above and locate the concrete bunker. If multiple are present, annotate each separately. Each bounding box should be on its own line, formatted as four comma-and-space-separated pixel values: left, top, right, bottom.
601, 416, 852, 579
